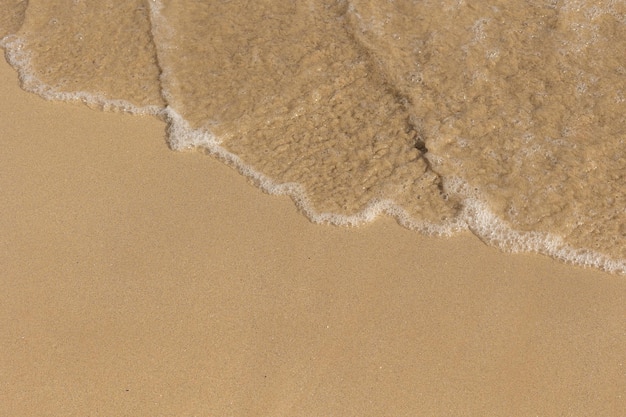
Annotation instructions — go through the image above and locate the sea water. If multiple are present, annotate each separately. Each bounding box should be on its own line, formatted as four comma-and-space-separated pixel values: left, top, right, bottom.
1, 0, 625, 273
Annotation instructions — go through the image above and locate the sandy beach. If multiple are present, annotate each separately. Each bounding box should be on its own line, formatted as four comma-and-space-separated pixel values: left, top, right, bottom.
1, 53, 626, 417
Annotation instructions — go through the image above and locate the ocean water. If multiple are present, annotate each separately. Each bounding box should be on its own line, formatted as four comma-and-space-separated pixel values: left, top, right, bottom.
1, 0, 625, 274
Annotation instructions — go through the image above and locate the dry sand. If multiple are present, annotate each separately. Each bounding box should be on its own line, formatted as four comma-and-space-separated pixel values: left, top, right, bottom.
1, 57, 626, 416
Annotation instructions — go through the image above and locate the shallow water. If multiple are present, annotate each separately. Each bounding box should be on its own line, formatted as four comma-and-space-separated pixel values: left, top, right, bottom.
1, 0, 625, 273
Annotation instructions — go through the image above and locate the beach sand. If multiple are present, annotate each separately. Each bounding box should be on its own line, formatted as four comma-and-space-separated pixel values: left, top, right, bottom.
1, 56, 626, 416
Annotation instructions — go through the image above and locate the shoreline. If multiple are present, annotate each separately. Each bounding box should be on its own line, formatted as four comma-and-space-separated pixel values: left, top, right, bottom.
2, 55, 626, 416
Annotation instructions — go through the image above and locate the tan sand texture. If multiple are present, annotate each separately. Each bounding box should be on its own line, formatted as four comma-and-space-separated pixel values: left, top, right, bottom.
2, 55, 626, 416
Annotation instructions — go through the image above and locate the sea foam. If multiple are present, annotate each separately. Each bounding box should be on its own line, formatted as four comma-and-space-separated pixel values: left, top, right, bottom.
2, 0, 624, 275
1, 35, 162, 116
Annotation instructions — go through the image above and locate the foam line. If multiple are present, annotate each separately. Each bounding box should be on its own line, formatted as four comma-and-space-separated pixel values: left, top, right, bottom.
146, 0, 460, 236
0, 35, 163, 116
444, 178, 626, 275
161, 106, 460, 235
162, 102, 626, 274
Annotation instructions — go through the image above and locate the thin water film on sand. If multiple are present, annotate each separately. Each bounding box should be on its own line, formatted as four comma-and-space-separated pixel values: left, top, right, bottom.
1, 0, 624, 273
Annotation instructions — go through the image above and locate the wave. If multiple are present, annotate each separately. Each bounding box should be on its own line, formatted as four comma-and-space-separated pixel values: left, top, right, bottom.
2, 0, 624, 274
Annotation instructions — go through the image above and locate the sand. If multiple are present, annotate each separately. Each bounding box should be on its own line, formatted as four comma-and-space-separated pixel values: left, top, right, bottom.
1, 55, 626, 416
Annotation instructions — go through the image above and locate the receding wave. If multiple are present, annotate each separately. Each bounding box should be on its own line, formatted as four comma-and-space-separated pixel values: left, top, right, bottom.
1, 0, 625, 274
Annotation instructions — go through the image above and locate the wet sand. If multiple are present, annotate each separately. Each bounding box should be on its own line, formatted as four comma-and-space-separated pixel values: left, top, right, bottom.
1, 57, 626, 416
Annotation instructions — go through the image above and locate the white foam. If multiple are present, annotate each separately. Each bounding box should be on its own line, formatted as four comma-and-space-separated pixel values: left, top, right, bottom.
161, 106, 458, 236
0, 35, 163, 116
443, 177, 626, 275
147, 0, 459, 236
